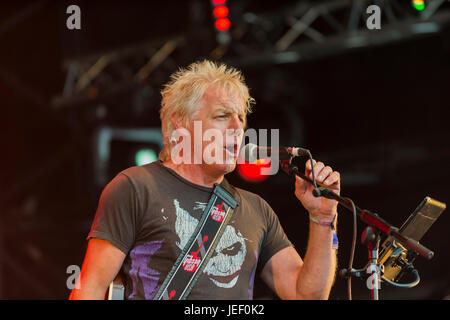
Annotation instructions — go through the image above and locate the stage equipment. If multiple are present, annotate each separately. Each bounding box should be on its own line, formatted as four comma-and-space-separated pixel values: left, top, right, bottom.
274, 148, 446, 300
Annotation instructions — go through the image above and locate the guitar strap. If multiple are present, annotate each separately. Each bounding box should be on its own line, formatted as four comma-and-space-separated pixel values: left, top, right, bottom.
153, 180, 239, 300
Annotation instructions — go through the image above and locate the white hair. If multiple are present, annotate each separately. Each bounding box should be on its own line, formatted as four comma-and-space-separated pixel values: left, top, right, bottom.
158, 60, 254, 161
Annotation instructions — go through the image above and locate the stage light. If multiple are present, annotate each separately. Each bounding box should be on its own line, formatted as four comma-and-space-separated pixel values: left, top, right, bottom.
215, 18, 231, 31
211, 0, 231, 44
92, 127, 163, 187
135, 148, 158, 166
213, 6, 229, 19
237, 159, 271, 183
412, 0, 426, 11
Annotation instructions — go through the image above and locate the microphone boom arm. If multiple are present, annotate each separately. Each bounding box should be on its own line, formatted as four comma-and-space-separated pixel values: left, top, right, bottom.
282, 160, 434, 260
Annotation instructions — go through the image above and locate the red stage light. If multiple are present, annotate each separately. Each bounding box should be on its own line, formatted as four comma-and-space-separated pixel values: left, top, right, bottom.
237, 159, 271, 183
213, 5, 229, 18
211, 0, 226, 5
215, 18, 231, 31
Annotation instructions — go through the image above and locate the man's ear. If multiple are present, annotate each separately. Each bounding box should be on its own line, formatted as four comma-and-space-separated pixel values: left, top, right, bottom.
170, 113, 182, 130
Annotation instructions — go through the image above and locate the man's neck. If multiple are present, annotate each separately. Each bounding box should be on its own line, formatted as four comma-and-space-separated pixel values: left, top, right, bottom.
162, 160, 224, 188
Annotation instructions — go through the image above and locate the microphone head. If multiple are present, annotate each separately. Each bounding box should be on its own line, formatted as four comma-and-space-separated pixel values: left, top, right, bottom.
240, 143, 258, 163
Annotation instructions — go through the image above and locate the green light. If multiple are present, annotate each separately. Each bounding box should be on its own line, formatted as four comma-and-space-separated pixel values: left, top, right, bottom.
135, 149, 158, 166
412, 0, 426, 11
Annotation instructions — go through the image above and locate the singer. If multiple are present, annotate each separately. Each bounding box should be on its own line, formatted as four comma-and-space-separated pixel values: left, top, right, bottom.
69, 60, 341, 300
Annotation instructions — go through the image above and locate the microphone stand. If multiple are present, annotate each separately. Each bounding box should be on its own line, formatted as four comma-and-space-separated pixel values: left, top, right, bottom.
361, 226, 381, 300
280, 159, 434, 300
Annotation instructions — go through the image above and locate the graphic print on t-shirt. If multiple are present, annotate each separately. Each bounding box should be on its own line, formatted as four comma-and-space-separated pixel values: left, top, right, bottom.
128, 240, 163, 299
174, 199, 247, 288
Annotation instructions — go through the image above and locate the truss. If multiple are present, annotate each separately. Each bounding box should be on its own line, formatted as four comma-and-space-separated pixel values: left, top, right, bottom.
51, 0, 450, 107
51, 36, 185, 109
224, 0, 450, 66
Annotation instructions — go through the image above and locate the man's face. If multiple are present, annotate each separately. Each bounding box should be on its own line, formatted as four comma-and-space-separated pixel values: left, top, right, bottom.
189, 85, 246, 175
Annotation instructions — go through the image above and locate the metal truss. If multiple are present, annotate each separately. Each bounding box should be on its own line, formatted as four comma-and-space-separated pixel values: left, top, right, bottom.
51, 0, 450, 107
52, 36, 185, 109
224, 0, 450, 66
275, 0, 449, 51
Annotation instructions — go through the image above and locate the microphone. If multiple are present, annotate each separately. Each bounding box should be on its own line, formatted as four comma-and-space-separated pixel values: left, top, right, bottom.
240, 143, 310, 163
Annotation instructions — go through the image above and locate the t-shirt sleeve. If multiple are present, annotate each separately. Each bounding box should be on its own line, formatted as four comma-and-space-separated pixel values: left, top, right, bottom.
86, 172, 141, 255
258, 197, 294, 269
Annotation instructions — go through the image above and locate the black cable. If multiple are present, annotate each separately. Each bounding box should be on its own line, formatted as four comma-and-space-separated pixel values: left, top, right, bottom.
290, 153, 420, 299
305, 150, 320, 192
344, 197, 358, 300
304, 151, 358, 299
382, 269, 421, 288
291, 152, 357, 299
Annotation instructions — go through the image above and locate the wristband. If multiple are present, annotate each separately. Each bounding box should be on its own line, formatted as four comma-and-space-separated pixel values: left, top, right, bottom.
309, 214, 336, 230
309, 215, 338, 250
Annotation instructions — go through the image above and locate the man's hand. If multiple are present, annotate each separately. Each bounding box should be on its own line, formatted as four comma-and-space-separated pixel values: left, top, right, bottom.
294, 159, 340, 219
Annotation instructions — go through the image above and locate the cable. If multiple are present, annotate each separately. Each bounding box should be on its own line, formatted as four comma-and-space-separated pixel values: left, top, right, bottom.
382, 269, 421, 288
292, 152, 421, 298
305, 150, 320, 191
303, 151, 358, 299
292, 152, 359, 299
343, 197, 358, 300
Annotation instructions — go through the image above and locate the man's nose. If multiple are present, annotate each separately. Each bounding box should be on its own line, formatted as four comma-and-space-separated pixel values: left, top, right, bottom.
228, 114, 243, 130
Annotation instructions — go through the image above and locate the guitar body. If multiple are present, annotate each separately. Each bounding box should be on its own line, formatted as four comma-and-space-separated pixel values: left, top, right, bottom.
106, 273, 125, 300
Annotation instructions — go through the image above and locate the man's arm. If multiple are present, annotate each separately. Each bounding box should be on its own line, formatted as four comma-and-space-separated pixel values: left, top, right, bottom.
296, 221, 337, 299
69, 238, 126, 300
261, 159, 339, 299
260, 224, 336, 299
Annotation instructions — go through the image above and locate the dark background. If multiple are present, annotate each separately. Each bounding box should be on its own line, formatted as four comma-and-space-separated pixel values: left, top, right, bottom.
0, 0, 449, 300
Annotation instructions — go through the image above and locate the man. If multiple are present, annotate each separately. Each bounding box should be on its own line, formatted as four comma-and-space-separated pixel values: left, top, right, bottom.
69, 60, 340, 300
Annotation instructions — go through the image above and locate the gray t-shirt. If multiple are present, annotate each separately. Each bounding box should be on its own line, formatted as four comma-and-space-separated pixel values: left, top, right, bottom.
87, 161, 293, 300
